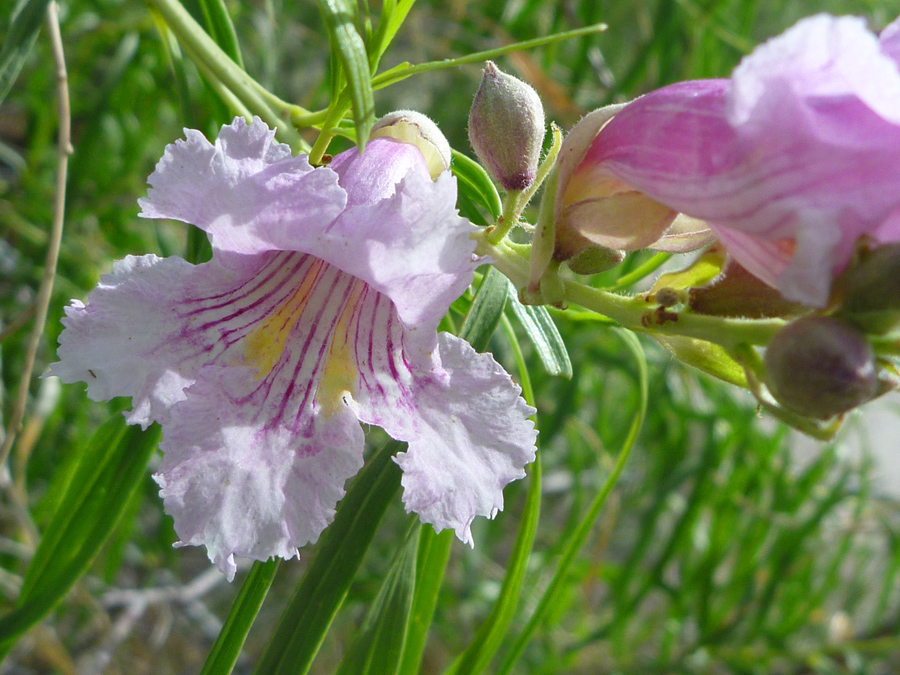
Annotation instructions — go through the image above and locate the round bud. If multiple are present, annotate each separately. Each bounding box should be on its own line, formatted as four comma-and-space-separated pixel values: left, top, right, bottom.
764, 316, 878, 419
468, 62, 545, 192
371, 110, 451, 180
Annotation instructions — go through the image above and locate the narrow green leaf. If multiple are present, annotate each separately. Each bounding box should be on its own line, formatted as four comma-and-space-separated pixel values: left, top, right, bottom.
253, 440, 403, 675
451, 150, 502, 221
0, 0, 51, 107
317, 0, 375, 148
506, 289, 573, 378
0, 417, 159, 653
446, 315, 541, 675
369, 0, 416, 71
200, 559, 280, 675
197, 0, 244, 68
336, 523, 419, 675
496, 330, 647, 675
398, 528, 453, 675
460, 267, 508, 352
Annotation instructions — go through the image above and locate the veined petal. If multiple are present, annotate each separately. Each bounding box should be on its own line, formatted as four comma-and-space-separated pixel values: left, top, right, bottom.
141, 119, 477, 332
568, 14, 900, 305
351, 330, 537, 544
312, 139, 478, 330
139, 117, 347, 256
46, 254, 200, 427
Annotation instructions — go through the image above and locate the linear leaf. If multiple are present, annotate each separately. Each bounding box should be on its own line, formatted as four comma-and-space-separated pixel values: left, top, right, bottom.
451, 150, 502, 221
460, 267, 509, 352
318, 0, 375, 148
506, 289, 573, 378
398, 528, 453, 675
0, 418, 159, 654
0, 0, 51, 107
199, 559, 280, 675
253, 440, 403, 675
336, 523, 419, 675
197, 0, 244, 68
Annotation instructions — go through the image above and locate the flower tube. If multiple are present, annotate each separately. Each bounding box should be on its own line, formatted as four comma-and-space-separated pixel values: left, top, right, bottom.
556, 14, 900, 306
48, 117, 537, 580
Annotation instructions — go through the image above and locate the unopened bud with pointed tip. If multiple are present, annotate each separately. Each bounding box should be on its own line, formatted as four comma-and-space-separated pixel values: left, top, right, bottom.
468, 62, 545, 192
371, 110, 451, 180
764, 316, 878, 419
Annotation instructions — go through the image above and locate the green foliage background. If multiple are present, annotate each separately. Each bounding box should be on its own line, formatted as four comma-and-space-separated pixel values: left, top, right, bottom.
3, 0, 900, 673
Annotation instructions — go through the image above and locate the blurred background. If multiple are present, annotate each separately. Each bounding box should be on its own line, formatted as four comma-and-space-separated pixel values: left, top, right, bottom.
3, 0, 900, 672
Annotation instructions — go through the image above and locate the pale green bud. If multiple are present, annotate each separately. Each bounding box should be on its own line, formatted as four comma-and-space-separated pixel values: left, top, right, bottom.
468, 62, 545, 191
371, 110, 451, 180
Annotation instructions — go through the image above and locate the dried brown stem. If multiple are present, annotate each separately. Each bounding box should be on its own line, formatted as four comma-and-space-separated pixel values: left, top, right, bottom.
0, 1, 71, 469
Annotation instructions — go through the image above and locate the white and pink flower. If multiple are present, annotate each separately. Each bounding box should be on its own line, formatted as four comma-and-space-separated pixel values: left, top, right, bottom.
49, 117, 536, 580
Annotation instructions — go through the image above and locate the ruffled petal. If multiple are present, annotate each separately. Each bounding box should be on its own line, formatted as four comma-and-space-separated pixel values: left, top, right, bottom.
880, 15, 900, 65
334, 292, 537, 543
390, 334, 537, 543
156, 364, 364, 581
47, 254, 201, 427
138, 117, 347, 255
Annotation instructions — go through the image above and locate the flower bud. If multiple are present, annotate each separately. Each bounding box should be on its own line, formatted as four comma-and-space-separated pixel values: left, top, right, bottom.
764, 316, 878, 419
565, 244, 626, 275
371, 110, 451, 180
552, 106, 713, 262
838, 242, 900, 334
468, 62, 545, 191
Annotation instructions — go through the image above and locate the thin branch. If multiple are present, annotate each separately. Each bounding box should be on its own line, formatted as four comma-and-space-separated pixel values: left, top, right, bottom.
0, 1, 70, 469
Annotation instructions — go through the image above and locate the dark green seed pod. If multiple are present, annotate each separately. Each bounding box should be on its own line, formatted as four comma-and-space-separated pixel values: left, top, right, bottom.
764, 316, 878, 419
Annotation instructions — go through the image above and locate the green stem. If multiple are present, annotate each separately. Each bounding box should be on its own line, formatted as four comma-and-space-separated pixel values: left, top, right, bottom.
476, 235, 784, 349
308, 99, 353, 165
371, 23, 608, 90
146, 0, 307, 150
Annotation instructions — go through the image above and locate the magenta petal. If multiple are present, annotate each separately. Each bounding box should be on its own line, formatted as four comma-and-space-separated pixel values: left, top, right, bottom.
587, 14, 900, 305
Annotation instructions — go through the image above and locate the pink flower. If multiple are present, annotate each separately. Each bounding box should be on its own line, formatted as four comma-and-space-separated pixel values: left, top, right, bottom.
557, 14, 900, 306
48, 117, 536, 580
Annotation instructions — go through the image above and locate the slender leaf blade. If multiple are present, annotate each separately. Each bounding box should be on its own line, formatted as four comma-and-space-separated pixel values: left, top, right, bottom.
318, 0, 375, 148
200, 559, 280, 675
336, 523, 419, 675
0, 0, 52, 107
0, 418, 159, 652
461, 267, 509, 352
398, 528, 453, 675
197, 0, 244, 68
451, 150, 502, 220
253, 440, 403, 675
506, 289, 573, 378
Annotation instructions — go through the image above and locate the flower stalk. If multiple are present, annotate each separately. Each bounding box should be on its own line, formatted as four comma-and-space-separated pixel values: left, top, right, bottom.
475, 234, 785, 350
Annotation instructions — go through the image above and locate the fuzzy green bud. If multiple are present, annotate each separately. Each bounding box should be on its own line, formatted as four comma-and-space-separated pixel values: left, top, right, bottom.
565, 245, 626, 275
371, 110, 451, 180
764, 316, 878, 419
468, 62, 545, 192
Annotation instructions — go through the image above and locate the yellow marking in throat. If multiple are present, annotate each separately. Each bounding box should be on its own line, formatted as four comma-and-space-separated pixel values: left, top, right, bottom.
243, 259, 325, 378
317, 279, 365, 417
